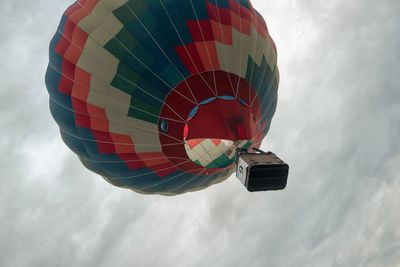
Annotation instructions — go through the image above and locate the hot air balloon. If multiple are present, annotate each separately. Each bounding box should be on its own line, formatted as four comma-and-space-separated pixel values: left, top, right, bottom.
45, 0, 288, 195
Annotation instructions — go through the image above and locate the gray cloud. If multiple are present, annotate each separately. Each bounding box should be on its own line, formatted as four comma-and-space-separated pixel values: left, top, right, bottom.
0, 0, 399, 266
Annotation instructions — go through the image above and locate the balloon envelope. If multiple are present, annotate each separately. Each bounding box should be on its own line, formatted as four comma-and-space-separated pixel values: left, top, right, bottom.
46, 0, 279, 195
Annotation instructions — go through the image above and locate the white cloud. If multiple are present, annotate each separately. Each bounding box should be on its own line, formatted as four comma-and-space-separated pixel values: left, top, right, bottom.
0, 0, 399, 267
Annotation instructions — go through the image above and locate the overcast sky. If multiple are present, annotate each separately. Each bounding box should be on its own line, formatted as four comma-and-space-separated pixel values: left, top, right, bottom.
1, 0, 399, 266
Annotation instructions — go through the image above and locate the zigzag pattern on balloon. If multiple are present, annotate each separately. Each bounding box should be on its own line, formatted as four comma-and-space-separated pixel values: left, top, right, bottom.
46, 0, 279, 195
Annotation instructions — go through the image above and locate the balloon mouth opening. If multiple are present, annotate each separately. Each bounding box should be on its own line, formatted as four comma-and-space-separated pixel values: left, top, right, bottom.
184, 138, 252, 168
182, 96, 254, 169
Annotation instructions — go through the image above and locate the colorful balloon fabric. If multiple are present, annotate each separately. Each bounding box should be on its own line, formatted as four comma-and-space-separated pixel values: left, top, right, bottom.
46, 0, 279, 195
